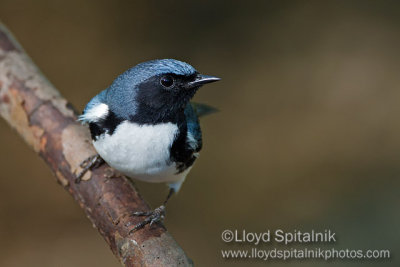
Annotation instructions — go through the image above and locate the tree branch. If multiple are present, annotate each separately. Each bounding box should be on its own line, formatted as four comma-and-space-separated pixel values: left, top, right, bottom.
0, 22, 192, 267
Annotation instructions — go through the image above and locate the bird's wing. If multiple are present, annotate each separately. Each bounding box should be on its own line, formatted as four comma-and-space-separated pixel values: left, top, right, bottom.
184, 102, 217, 152
189, 102, 219, 118
184, 103, 203, 152
78, 90, 108, 124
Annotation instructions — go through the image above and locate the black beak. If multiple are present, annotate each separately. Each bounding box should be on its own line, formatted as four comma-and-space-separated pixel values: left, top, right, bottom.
186, 74, 221, 89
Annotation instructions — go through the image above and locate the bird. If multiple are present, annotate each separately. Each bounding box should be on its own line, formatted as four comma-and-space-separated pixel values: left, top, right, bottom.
76, 59, 220, 231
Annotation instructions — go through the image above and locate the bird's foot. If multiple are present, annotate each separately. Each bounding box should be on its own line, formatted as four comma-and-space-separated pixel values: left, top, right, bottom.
75, 154, 104, 183
104, 168, 125, 179
129, 205, 166, 233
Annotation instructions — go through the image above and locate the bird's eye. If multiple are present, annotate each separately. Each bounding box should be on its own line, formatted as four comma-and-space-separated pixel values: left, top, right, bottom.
160, 75, 174, 88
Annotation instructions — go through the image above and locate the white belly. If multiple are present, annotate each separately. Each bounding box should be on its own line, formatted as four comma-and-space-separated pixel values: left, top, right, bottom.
93, 121, 182, 183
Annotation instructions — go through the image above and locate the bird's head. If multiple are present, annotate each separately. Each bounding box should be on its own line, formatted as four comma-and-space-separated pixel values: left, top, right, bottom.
106, 59, 220, 122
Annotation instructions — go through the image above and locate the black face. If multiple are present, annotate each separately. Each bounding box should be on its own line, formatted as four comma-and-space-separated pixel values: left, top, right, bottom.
132, 73, 199, 124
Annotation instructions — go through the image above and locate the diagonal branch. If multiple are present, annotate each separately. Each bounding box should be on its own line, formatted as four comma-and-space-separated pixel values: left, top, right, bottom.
0, 22, 192, 267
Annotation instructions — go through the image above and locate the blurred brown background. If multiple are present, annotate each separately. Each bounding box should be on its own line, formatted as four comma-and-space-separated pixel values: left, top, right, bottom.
0, 0, 399, 266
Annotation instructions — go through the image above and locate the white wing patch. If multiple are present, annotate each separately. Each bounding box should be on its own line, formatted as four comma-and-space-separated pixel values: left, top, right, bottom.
78, 103, 109, 123
186, 131, 198, 150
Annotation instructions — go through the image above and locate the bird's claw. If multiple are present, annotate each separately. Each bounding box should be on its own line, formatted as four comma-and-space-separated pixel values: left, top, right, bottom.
104, 168, 125, 179
75, 154, 104, 183
129, 205, 166, 233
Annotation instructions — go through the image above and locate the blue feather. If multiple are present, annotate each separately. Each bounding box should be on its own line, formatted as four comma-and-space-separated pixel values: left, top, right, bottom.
105, 59, 197, 120
184, 103, 202, 151
78, 89, 107, 123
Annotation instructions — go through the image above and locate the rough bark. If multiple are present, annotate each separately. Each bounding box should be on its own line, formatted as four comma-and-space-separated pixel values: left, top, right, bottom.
0, 22, 192, 267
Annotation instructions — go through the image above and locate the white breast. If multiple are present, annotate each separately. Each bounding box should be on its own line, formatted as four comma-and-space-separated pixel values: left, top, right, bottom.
93, 121, 182, 183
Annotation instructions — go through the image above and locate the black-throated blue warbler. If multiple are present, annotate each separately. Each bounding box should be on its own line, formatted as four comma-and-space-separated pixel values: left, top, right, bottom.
77, 59, 220, 231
